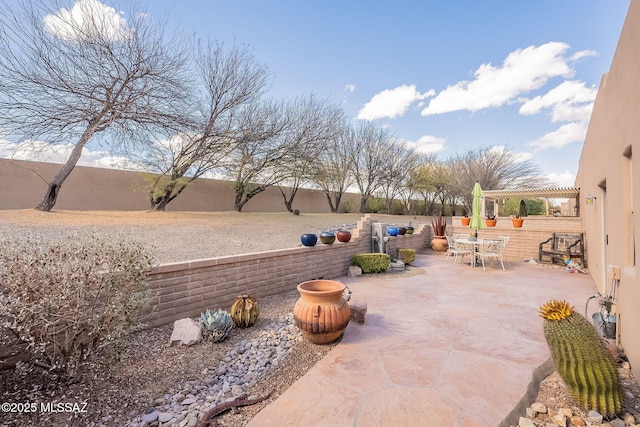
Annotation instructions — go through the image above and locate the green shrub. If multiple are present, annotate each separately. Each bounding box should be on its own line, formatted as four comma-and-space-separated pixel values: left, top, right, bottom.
351, 253, 391, 273
0, 232, 155, 379
396, 248, 416, 265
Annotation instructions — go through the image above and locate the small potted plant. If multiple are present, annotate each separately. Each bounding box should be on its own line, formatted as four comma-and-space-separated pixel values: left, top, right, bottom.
461, 213, 471, 226
485, 215, 497, 227
512, 214, 524, 228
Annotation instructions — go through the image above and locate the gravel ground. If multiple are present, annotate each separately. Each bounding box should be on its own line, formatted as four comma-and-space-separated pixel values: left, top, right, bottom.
1, 209, 639, 427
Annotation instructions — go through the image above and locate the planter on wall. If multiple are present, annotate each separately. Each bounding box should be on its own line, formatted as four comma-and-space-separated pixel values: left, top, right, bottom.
319, 231, 336, 244
512, 218, 524, 228
405, 226, 414, 234
485, 219, 497, 227
336, 230, 352, 242
293, 280, 351, 344
300, 233, 318, 246
398, 227, 407, 235
461, 217, 471, 226
387, 227, 399, 236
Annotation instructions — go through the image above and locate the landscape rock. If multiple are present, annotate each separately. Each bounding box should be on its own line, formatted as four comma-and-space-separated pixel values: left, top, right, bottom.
169, 318, 203, 347
349, 300, 368, 324
348, 266, 362, 277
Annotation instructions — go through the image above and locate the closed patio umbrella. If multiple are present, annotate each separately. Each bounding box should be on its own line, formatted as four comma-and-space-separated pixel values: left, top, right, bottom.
470, 181, 484, 239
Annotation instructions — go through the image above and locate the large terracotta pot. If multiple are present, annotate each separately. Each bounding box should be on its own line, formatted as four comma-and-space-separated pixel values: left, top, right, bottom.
293, 280, 351, 344
431, 236, 448, 252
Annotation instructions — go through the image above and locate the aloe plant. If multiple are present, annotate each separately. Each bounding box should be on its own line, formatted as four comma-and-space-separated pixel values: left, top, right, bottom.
539, 300, 622, 416
200, 308, 234, 342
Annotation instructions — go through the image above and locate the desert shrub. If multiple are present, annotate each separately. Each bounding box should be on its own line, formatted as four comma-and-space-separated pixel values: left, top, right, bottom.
0, 232, 155, 379
351, 253, 390, 273
396, 248, 416, 265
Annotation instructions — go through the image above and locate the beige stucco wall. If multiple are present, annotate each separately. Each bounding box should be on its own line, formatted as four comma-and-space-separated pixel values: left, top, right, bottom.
0, 158, 360, 213
575, 0, 640, 379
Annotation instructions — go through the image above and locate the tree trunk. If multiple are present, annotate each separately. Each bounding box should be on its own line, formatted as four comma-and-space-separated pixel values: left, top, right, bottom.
35, 126, 96, 211
359, 195, 369, 214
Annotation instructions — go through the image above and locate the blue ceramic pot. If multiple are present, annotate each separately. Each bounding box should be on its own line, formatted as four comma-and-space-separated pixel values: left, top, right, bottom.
319, 231, 336, 245
301, 233, 318, 246
387, 227, 399, 236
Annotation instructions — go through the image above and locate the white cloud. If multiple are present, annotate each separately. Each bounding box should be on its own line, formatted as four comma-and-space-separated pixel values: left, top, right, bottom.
528, 121, 588, 150
421, 42, 590, 116
44, 0, 131, 42
357, 84, 434, 120
344, 84, 356, 93
519, 80, 596, 122
0, 139, 140, 170
546, 170, 576, 188
401, 135, 446, 154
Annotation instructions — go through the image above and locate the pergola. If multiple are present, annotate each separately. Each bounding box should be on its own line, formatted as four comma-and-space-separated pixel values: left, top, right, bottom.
482, 187, 581, 217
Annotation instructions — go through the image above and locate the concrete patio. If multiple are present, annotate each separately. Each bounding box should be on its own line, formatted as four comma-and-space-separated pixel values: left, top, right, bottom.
247, 253, 598, 427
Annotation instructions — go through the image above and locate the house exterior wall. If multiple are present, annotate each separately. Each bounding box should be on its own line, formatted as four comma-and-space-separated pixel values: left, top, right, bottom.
575, 0, 640, 379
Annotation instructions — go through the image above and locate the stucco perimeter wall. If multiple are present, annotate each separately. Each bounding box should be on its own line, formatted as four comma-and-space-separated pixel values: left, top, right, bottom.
0, 158, 360, 213
450, 216, 585, 263
143, 214, 430, 328
575, 0, 640, 379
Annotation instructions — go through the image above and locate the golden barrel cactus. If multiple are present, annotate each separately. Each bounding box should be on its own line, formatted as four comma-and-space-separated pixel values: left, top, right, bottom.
539, 299, 622, 417
230, 295, 260, 328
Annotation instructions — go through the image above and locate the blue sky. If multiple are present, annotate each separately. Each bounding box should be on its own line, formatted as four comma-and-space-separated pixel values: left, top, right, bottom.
1, 1, 631, 187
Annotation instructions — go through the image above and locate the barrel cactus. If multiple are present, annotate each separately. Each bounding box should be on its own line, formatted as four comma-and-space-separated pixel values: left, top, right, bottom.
230, 295, 260, 328
200, 308, 234, 342
539, 299, 622, 417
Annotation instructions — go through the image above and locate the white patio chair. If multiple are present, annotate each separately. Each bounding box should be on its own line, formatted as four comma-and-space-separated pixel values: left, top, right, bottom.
497, 236, 511, 267
445, 235, 472, 265
477, 238, 506, 271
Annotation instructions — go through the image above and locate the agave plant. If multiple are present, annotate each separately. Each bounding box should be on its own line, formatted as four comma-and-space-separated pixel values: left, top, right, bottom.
200, 308, 234, 342
230, 295, 260, 328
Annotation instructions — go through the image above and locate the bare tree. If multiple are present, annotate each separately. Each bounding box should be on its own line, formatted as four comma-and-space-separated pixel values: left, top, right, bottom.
376, 141, 419, 214
448, 146, 551, 211
135, 40, 270, 211
223, 99, 292, 212
348, 122, 395, 213
406, 158, 450, 215
0, 0, 189, 211
276, 95, 346, 212
312, 123, 355, 213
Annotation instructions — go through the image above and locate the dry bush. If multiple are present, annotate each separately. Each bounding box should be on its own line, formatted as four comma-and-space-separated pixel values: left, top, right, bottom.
0, 232, 155, 379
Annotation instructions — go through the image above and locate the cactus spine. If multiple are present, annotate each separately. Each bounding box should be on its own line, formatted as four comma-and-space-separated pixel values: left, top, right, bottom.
539, 300, 622, 417
230, 295, 260, 328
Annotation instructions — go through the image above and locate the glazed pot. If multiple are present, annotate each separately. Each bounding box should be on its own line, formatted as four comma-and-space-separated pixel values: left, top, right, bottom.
398, 227, 407, 235
293, 280, 351, 344
336, 230, 352, 243
387, 227, 399, 236
405, 226, 414, 235
300, 233, 318, 246
431, 236, 448, 252
319, 231, 336, 245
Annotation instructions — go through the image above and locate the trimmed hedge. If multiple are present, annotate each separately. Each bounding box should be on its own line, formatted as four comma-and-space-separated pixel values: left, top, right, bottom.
396, 248, 416, 265
351, 253, 391, 273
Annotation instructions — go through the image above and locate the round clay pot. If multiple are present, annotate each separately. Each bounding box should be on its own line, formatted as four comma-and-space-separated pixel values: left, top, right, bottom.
405, 226, 414, 235
431, 236, 448, 252
300, 233, 318, 246
319, 231, 336, 244
398, 227, 407, 235
387, 227, 399, 236
336, 230, 352, 243
293, 280, 351, 344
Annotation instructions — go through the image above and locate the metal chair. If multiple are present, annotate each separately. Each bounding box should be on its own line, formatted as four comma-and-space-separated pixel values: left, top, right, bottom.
477, 238, 506, 271
445, 235, 473, 265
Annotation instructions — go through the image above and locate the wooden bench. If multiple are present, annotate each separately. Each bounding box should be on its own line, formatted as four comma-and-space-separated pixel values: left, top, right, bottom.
538, 232, 586, 268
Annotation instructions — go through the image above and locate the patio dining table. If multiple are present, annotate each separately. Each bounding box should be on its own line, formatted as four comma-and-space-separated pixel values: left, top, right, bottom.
455, 237, 484, 267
